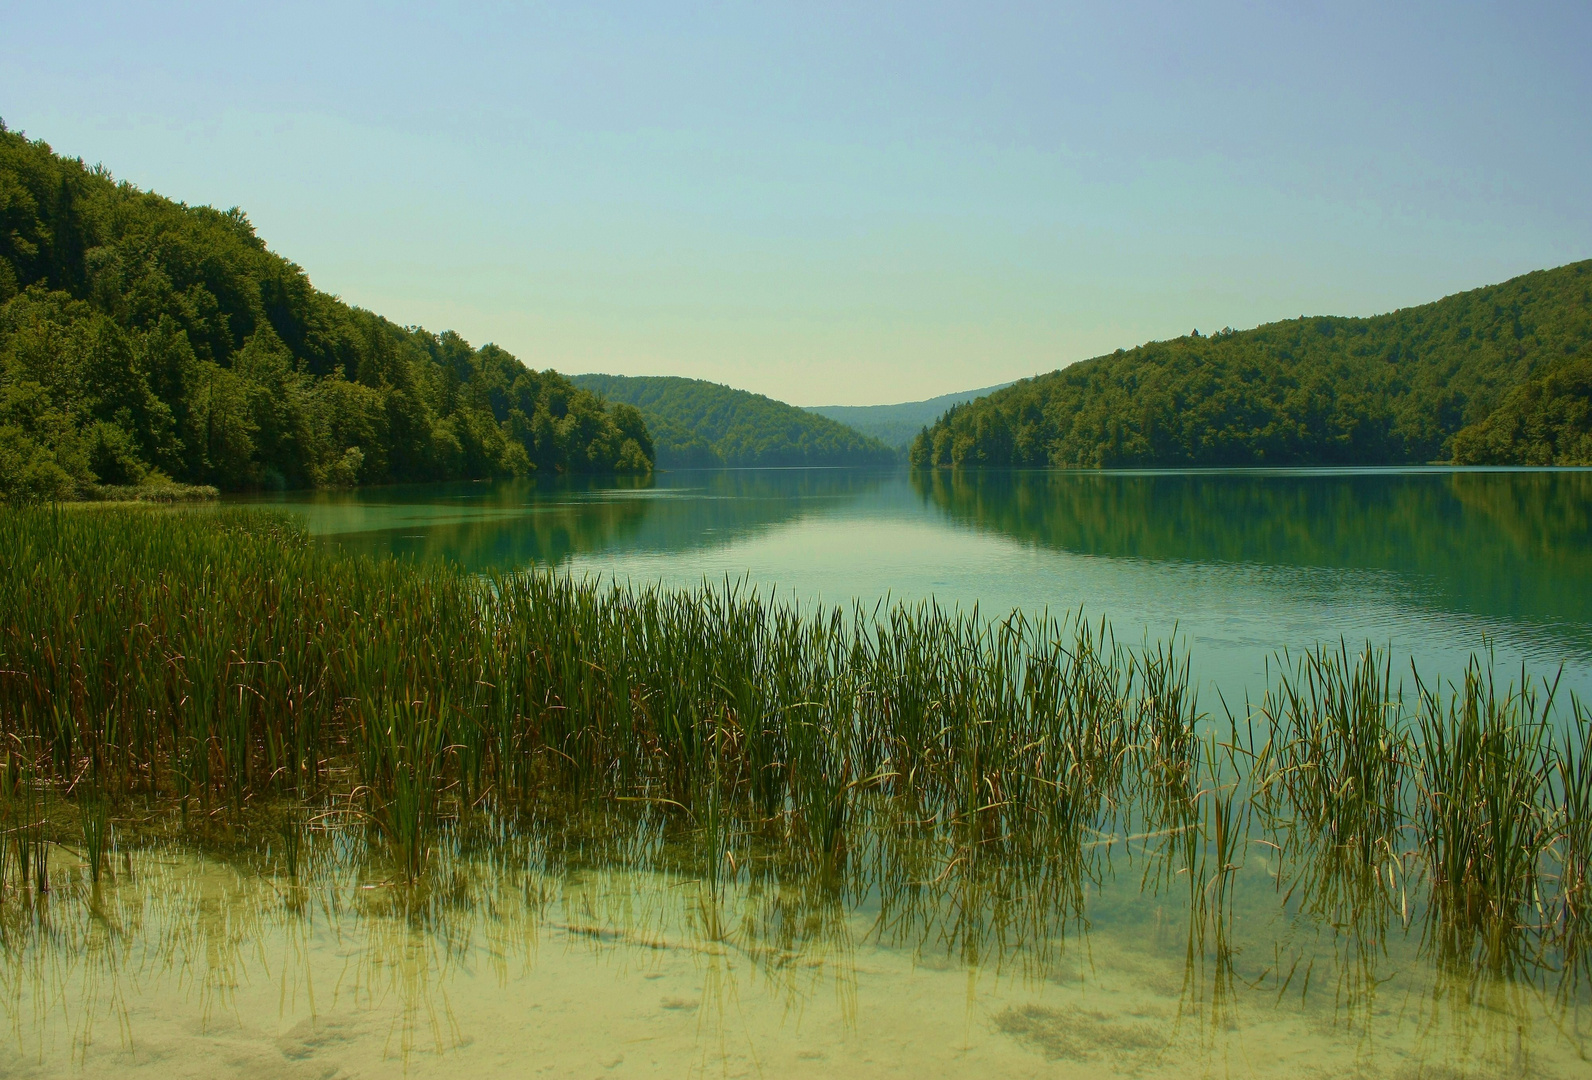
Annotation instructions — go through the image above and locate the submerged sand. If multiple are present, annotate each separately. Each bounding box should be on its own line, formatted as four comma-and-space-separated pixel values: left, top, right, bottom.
0, 842, 1585, 1079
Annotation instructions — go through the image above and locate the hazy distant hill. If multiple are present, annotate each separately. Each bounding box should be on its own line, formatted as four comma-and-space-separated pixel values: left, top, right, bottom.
569, 374, 897, 468
913, 261, 1592, 468
0, 127, 651, 502
807, 383, 1013, 449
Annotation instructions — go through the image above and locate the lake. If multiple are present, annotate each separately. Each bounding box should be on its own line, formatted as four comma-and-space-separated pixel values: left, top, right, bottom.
14, 794, 1592, 1079
6, 468, 1591, 1078
248, 466, 1592, 703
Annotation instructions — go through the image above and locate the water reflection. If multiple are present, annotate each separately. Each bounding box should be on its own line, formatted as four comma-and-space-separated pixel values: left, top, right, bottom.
243, 471, 1592, 675
236, 468, 1592, 704
4, 794, 1588, 1077
910, 468, 1592, 628
248, 469, 893, 571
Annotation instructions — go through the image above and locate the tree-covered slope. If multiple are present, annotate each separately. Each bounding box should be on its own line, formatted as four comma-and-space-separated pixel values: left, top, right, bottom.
0, 125, 652, 501
807, 382, 1012, 450
569, 374, 897, 468
911, 261, 1592, 468
1451, 346, 1592, 466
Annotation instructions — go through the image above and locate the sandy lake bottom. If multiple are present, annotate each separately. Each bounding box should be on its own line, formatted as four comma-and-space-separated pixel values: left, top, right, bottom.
2, 838, 1587, 1080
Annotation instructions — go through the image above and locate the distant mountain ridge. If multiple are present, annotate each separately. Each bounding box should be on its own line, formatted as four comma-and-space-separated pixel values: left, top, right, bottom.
913, 261, 1592, 468
806, 383, 1014, 449
569, 374, 896, 468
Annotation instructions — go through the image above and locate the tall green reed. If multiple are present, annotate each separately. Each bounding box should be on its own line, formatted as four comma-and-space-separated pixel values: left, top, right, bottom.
1413, 659, 1559, 962
0, 508, 1199, 877
1253, 642, 1409, 861
5, 502, 1591, 978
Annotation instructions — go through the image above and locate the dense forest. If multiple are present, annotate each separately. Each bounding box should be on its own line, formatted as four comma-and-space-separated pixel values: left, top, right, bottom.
570, 374, 896, 468
0, 125, 652, 501
1450, 346, 1592, 465
911, 261, 1592, 468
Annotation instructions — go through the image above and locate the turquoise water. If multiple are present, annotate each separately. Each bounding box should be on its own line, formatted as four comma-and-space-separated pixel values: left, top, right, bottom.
245, 466, 1592, 702
6, 469, 1591, 1077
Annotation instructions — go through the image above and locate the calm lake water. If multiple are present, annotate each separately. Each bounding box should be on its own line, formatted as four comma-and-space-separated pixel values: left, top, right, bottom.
10, 467, 1589, 1078
246, 467, 1592, 704
10, 794, 1592, 1079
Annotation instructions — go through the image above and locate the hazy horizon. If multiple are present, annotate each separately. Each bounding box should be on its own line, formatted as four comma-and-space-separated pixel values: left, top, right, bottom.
568, 371, 1016, 410
4, 2, 1588, 406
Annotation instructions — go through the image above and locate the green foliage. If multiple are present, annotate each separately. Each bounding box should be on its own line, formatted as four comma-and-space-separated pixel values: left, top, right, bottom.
911, 262, 1592, 467
1451, 347, 1592, 465
571, 373, 897, 468
0, 127, 650, 499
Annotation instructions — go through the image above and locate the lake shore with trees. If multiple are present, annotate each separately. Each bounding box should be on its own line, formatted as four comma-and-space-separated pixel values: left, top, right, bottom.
911, 262, 1592, 469
0, 127, 654, 504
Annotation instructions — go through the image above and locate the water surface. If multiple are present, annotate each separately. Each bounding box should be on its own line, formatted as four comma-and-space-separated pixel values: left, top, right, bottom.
13, 468, 1592, 1076
244, 467, 1592, 701
8, 802, 1589, 1079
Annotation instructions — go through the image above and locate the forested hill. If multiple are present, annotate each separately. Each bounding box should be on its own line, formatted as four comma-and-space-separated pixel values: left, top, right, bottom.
911, 261, 1592, 468
807, 382, 1013, 450
0, 126, 652, 501
1450, 345, 1592, 466
569, 374, 896, 468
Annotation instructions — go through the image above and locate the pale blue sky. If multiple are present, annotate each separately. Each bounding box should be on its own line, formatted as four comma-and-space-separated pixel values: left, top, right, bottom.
3, 2, 1588, 404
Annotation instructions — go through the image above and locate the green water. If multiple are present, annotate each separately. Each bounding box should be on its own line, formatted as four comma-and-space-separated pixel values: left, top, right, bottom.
246, 467, 1592, 702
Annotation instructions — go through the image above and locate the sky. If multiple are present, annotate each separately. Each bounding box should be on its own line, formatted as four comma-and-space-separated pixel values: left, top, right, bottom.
3, 2, 1589, 406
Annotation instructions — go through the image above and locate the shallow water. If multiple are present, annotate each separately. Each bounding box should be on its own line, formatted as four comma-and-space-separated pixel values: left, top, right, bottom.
242, 467, 1592, 702
22, 467, 1585, 1076
5, 806, 1589, 1079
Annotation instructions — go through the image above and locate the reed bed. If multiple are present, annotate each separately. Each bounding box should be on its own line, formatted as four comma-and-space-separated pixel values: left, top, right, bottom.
1247, 644, 1592, 970
1, 506, 1590, 974
0, 508, 1194, 869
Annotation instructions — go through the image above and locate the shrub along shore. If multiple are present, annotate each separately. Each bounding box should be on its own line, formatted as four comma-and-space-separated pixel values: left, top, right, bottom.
0, 507, 1589, 970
